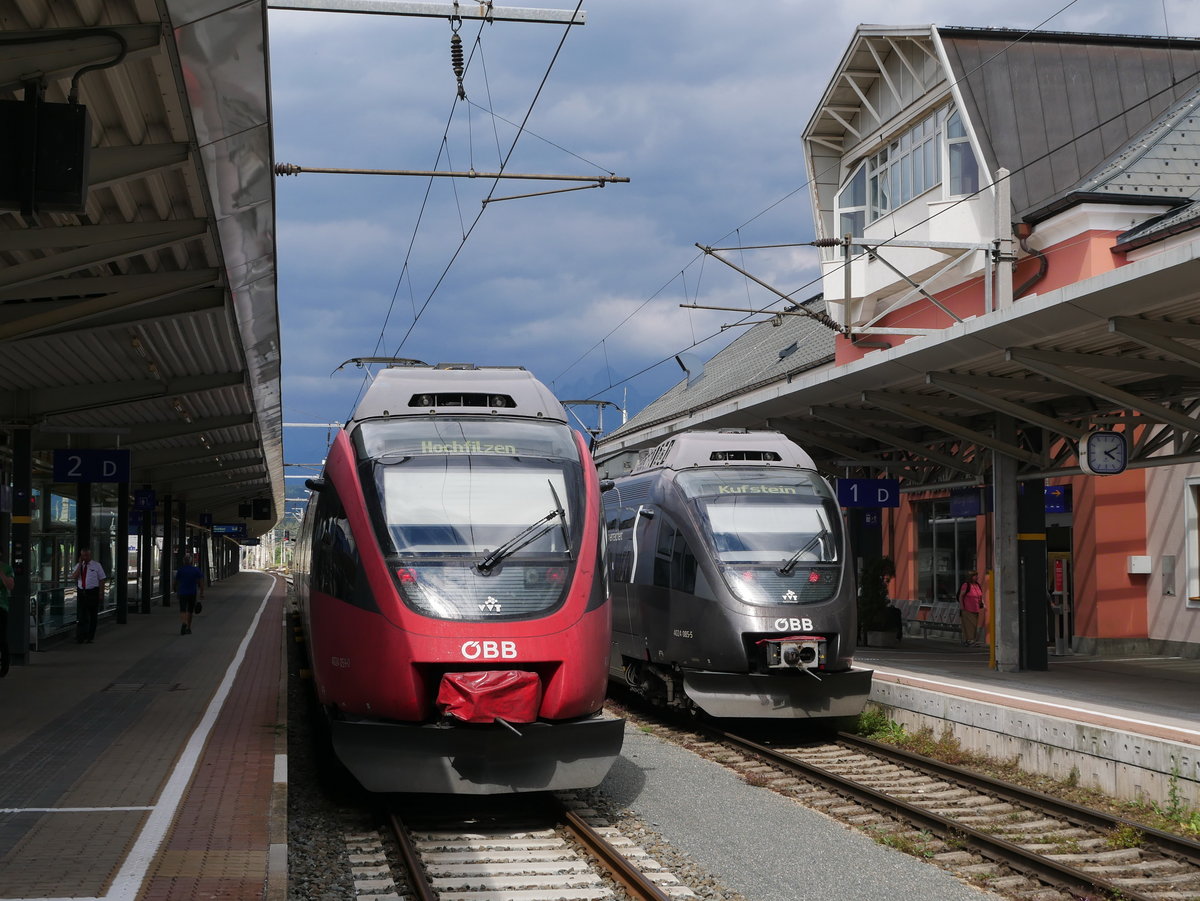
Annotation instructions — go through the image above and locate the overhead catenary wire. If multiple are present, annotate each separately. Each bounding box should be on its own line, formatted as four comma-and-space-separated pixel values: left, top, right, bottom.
341, 7, 587, 418
348, 17, 494, 416
389, 0, 587, 359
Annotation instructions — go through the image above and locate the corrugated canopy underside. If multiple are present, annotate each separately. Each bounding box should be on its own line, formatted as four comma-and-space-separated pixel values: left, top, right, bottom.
0, 0, 283, 535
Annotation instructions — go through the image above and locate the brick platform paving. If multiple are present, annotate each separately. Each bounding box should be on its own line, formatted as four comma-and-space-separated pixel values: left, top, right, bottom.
0, 571, 287, 901
138, 580, 286, 901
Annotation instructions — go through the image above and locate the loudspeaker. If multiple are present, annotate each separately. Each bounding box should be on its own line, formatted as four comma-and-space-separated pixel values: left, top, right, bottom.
0, 99, 92, 212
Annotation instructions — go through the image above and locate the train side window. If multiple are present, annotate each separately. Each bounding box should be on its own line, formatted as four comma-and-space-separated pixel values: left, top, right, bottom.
312, 481, 373, 609
602, 496, 619, 525
672, 534, 698, 594
610, 549, 633, 583
653, 521, 697, 593
653, 521, 675, 587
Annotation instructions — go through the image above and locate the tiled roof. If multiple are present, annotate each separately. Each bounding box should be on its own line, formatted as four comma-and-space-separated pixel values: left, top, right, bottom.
1114, 199, 1200, 249
938, 27, 1200, 220
606, 296, 835, 440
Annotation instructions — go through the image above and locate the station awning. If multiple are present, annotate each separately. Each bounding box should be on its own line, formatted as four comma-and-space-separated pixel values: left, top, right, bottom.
0, 1, 283, 534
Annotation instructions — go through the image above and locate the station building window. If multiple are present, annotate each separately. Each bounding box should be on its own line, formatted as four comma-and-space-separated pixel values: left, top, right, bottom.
834, 103, 980, 234
1187, 477, 1200, 606
28, 484, 120, 641
946, 107, 980, 197
915, 498, 977, 603
837, 165, 866, 242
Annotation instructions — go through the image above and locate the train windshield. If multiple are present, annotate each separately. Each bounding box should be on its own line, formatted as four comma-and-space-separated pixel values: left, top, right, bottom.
356, 419, 584, 620
677, 469, 839, 564
677, 468, 842, 606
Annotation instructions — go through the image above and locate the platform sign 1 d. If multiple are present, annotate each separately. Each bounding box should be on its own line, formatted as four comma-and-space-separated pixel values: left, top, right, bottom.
837, 478, 900, 508
53, 448, 131, 483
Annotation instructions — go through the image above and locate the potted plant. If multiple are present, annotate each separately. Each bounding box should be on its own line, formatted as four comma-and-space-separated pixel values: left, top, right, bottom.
858, 557, 899, 647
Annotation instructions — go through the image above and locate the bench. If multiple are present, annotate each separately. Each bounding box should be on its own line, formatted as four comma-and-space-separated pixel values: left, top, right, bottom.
891, 598, 962, 640
916, 602, 962, 639
890, 597, 921, 634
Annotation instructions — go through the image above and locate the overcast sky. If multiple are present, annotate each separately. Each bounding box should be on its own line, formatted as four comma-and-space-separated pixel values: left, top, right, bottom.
267, 0, 1200, 512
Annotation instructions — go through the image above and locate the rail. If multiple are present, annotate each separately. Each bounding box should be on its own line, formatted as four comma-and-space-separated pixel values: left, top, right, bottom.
700, 724, 1199, 901
557, 800, 676, 901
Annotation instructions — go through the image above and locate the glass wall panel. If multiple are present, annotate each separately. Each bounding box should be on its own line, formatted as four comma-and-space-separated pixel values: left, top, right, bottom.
916, 499, 977, 603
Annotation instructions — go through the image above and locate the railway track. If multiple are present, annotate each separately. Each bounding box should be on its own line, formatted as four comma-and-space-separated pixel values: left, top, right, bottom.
348, 794, 694, 900
690, 724, 1200, 901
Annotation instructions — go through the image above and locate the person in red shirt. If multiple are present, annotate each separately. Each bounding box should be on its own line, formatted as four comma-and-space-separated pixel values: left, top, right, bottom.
957, 570, 985, 647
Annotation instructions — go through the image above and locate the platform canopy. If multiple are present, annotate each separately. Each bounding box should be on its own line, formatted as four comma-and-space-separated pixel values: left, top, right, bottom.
0, 1, 283, 534
594, 259, 1200, 487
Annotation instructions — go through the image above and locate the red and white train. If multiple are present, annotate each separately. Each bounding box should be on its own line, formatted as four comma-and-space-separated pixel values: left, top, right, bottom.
293, 363, 623, 793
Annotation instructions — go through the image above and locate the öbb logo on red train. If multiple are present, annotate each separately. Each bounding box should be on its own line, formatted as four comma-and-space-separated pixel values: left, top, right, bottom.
461, 640, 518, 659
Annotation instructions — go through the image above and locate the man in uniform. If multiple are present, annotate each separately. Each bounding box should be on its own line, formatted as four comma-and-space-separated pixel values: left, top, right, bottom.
0, 549, 13, 675
71, 548, 106, 644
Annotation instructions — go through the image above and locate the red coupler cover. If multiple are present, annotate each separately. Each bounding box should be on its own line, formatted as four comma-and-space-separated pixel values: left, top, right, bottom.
436, 670, 542, 723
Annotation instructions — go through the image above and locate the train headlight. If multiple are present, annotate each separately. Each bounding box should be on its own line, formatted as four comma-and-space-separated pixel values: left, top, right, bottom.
724, 567, 766, 605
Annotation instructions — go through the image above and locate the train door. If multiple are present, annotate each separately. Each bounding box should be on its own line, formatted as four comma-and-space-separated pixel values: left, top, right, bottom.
603, 503, 633, 636
630, 508, 672, 658
652, 514, 705, 667
626, 505, 659, 639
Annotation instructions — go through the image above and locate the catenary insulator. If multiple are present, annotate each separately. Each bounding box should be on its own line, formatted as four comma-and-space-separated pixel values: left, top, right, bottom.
450, 34, 466, 99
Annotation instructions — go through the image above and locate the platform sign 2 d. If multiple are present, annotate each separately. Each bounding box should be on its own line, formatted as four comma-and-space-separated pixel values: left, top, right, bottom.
837, 478, 900, 508
53, 449, 131, 483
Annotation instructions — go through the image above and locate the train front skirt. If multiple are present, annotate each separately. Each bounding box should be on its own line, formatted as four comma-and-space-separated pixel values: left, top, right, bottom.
681, 667, 874, 718
330, 713, 626, 794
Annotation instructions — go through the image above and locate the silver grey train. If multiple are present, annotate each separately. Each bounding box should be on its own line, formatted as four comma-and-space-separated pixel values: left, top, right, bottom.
602, 429, 872, 718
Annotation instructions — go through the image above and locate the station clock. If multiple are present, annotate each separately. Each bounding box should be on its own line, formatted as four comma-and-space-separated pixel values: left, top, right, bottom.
1078, 430, 1128, 476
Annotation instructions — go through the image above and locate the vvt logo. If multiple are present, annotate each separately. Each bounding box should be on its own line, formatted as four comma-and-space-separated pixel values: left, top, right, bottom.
479, 596, 502, 613
782, 589, 798, 602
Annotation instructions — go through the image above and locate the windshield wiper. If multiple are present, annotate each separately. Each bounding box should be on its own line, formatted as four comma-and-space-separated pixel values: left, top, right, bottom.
778, 529, 830, 576
548, 480, 572, 557
476, 509, 561, 574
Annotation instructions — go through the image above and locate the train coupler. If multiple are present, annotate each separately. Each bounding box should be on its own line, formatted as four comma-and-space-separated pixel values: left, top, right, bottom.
756, 634, 828, 671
